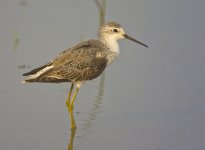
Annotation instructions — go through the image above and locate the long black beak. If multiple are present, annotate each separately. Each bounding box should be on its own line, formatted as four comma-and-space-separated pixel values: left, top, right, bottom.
124, 34, 148, 48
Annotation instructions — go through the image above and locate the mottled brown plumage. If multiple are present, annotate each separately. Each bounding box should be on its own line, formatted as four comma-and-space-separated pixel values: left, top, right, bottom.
22, 40, 110, 83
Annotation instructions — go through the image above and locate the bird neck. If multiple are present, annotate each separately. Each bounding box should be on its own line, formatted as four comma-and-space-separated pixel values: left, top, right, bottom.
99, 35, 120, 55
98, 35, 120, 65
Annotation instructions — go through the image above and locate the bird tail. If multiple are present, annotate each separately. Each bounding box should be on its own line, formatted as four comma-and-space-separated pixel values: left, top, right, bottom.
22, 64, 49, 76
21, 65, 54, 84
21, 78, 36, 84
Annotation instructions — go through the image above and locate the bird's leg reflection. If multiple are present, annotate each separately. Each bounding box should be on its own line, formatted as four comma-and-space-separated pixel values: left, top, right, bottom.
67, 129, 76, 150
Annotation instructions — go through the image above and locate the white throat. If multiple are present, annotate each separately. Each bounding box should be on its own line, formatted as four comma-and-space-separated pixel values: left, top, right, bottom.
104, 36, 120, 54
100, 36, 120, 65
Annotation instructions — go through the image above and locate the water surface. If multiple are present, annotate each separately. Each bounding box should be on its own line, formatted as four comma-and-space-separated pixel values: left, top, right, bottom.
0, 0, 205, 150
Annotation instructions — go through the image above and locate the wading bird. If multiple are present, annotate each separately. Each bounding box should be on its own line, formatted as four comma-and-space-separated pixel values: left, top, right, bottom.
21, 22, 148, 129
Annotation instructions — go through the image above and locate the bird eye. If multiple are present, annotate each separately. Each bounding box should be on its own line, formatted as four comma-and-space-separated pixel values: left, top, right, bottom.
113, 28, 119, 32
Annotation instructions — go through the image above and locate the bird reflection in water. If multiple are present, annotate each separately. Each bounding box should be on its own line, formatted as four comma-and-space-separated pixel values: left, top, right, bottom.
67, 129, 76, 150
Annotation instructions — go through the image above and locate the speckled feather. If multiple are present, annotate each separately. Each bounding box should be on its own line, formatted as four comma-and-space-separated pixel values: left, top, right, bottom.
23, 40, 113, 83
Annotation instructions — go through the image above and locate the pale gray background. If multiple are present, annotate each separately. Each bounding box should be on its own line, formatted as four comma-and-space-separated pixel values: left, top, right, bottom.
0, 0, 205, 150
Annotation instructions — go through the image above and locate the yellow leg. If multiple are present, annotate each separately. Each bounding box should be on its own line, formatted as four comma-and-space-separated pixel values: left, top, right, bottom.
70, 86, 80, 110
68, 107, 76, 130
66, 83, 74, 108
66, 84, 81, 130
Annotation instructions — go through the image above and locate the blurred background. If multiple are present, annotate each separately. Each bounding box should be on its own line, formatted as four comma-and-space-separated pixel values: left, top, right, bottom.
0, 0, 205, 150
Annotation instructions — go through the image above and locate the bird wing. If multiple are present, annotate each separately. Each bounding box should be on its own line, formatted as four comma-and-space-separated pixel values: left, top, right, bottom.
25, 40, 108, 82
38, 57, 107, 82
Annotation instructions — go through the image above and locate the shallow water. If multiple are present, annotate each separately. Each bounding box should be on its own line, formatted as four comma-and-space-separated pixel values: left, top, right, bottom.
1, 0, 205, 150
